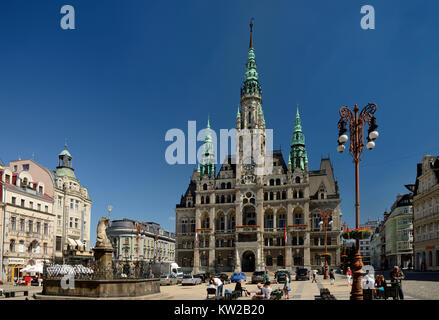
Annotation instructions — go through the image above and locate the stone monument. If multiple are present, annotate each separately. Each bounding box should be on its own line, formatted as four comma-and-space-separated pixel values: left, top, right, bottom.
93, 216, 114, 279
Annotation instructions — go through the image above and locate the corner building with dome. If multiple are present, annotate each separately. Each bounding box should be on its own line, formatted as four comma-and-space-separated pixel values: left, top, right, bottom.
175, 24, 342, 273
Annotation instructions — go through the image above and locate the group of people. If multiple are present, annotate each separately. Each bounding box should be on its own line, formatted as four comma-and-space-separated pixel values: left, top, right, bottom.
346, 265, 405, 299
208, 270, 292, 300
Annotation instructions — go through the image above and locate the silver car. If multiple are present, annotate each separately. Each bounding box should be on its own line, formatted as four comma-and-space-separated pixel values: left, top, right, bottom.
159, 274, 178, 286
181, 275, 202, 286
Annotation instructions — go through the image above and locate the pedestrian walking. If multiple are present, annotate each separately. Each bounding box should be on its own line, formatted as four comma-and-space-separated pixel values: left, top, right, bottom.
311, 269, 317, 283
329, 269, 335, 285
346, 267, 352, 286
263, 270, 270, 283
213, 276, 224, 296
389, 265, 405, 300
282, 277, 291, 299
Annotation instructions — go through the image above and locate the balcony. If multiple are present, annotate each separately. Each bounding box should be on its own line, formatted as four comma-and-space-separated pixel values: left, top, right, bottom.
288, 224, 308, 231
236, 225, 259, 232
196, 228, 212, 234
214, 229, 235, 235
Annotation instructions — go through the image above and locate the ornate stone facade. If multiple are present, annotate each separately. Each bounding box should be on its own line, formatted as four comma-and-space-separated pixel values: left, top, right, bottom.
175, 24, 342, 273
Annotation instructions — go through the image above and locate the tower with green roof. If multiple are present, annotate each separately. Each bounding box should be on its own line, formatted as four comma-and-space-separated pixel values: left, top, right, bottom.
289, 105, 308, 171
237, 19, 266, 184
199, 117, 215, 179
56, 144, 77, 179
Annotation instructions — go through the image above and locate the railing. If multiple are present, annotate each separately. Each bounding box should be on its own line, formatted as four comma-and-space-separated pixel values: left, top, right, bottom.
236, 225, 259, 232
288, 224, 308, 231
214, 230, 234, 234
43, 261, 156, 280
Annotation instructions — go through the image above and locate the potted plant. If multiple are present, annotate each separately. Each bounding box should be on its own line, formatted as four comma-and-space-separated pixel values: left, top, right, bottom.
342, 228, 372, 240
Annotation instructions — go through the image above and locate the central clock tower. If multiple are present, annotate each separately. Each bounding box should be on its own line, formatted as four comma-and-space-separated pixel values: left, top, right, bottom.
236, 20, 266, 186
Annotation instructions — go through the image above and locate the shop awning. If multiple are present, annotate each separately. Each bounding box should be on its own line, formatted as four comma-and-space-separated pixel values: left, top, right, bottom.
75, 239, 85, 250
67, 238, 77, 247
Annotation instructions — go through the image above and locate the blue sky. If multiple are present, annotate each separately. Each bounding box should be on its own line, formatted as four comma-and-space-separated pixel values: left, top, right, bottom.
1, 0, 438, 245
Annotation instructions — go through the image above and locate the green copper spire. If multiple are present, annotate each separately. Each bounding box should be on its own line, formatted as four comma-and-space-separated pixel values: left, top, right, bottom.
237, 107, 241, 118
200, 116, 215, 179
289, 105, 308, 171
241, 19, 262, 97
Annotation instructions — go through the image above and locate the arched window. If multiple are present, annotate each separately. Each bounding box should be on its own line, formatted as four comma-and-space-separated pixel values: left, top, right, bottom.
216, 196, 219, 203
265, 213, 274, 229
264, 193, 268, 201
201, 196, 204, 204
295, 176, 301, 184
320, 193, 324, 199
276, 192, 280, 200
270, 192, 274, 200
299, 190, 304, 198
270, 179, 274, 186
221, 183, 225, 189
221, 195, 225, 203
227, 182, 231, 189
227, 195, 231, 203
243, 205, 256, 225
206, 196, 210, 204
278, 213, 286, 228
276, 179, 281, 185
203, 184, 207, 190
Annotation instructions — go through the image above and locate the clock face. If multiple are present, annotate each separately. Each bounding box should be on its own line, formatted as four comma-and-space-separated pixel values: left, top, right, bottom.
243, 157, 255, 170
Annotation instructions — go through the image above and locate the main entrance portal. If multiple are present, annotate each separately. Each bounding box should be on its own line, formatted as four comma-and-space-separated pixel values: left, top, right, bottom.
242, 251, 255, 272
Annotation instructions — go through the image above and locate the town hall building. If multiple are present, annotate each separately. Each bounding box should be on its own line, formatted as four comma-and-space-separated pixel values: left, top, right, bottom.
175, 23, 342, 273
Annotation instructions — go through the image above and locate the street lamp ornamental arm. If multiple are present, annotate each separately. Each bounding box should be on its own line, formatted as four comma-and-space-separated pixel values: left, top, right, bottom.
337, 103, 378, 161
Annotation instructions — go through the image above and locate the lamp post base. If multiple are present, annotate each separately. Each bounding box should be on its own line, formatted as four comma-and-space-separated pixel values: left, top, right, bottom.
350, 247, 364, 300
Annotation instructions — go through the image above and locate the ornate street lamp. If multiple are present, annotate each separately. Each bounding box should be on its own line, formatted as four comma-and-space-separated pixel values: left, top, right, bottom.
337, 103, 379, 300
319, 209, 333, 279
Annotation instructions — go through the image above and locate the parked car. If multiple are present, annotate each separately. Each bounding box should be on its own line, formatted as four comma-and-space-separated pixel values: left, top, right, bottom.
181, 275, 202, 286
214, 273, 230, 284
194, 273, 207, 283
159, 274, 178, 286
295, 268, 310, 281
274, 269, 291, 283
251, 271, 265, 284
230, 272, 246, 283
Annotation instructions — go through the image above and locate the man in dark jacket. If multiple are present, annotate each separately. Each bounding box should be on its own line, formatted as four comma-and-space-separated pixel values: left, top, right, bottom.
389, 266, 405, 299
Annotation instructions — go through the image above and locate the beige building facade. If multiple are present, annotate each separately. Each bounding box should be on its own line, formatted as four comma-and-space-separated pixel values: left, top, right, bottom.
0, 164, 55, 282
411, 155, 439, 271
0, 146, 92, 282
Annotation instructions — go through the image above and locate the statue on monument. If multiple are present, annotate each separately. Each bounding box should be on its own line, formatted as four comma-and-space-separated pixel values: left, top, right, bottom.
96, 216, 112, 248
